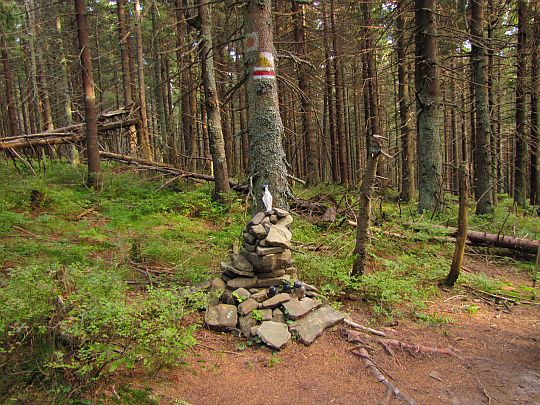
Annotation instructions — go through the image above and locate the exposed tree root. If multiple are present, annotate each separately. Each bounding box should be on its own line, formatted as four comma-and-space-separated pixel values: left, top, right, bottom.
352, 347, 418, 405
344, 318, 387, 337
376, 338, 460, 359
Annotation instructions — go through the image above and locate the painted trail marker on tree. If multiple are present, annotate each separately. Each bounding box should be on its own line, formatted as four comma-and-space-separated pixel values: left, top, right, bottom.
253, 52, 275, 79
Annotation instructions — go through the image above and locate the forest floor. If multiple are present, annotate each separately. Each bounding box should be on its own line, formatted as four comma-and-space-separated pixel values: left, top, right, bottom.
122, 257, 540, 405
0, 162, 538, 404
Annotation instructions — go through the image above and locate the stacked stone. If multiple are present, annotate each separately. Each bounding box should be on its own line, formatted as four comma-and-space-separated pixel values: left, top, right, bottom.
220, 208, 297, 290
204, 209, 345, 351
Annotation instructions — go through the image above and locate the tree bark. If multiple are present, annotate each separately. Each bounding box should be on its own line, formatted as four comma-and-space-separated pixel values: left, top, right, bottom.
397, 0, 415, 202
244, 0, 289, 212
292, 0, 318, 186
445, 163, 468, 286
133, 0, 152, 160
514, 0, 527, 207
530, 4, 539, 206
198, 0, 231, 200
0, 31, 19, 138
74, 0, 101, 188
470, 0, 493, 214
415, 0, 442, 213
117, 0, 138, 155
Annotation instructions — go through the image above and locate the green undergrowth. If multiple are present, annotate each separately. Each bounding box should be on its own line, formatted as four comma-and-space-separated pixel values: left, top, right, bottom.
0, 161, 537, 401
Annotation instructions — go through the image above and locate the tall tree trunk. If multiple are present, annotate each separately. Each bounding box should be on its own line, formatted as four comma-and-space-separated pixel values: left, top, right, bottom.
0, 31, 19, 137
352, 1, 382, 277
514, 0, 527, 207
397, 0, 415, 202
322, 1, 338, 183
415, 0, 442, 213
133, 0, 152, 160
117, 0, 138, 155
197, 0, 230, 200
56, 15, 78, 163
24, 0, 41, 133
470, 0, 493, 214
292, 0, 318, 186
331, 0, 349, 185
74, 0, 101, 188
530, 4, 539, 206
245, 0, 289, 211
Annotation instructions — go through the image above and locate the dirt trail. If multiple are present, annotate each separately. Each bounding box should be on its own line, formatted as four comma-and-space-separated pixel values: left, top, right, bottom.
123, 259, 540, 405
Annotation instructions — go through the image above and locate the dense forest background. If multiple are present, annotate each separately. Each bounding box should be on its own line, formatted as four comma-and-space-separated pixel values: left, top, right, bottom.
0, 0, 538, 212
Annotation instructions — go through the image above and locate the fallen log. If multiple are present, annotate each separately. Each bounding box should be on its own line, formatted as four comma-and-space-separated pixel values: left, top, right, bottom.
99, 151, 248, 192
0, 118, 140, 151
348, 220, 539, 254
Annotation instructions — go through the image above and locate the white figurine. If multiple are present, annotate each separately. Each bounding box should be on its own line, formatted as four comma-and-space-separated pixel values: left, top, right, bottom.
262, 184, 273, 213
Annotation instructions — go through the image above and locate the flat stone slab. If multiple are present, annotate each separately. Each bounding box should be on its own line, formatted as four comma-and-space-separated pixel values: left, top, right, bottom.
221, 262, 255, 277
276, 215, 293, 228
243, 232, 256, 245
257, 321, 291, 350
251, 290, 268, 302
250, 224, 267, 239
256, 246, 285, 256
260, 250, 292, 271
239, 315, 258, 338
274, 208, 290, 218
254, 275, 290, 288
282, 298, 322, 320
205, 304, 238, 331
209, 277, 226, 292
289, 306, 345, 345
227, 276, 257, 289
238, 298, 259, 316
272, 308, 286, 324
257, 269, 286, 278
252, 212, 266, 225
264, 225, 292, 248
231, 254, 253, 272
260, 308, 273, 321
260, 293, 291, 309
232, 288, 250, 301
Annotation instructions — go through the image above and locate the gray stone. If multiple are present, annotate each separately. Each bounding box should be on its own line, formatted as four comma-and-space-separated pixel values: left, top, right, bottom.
250, 325, 259, 337
250, 224, 267, 239
210, 277, 226, 292
282, 298, 322, 320
231, 254, 253, 272
254, 275, 291, 288
256, 246, 285, 256
265, 225, 292, 248
220, 289, 236, 305
252, 212, 266, 225
221, 262, 255, 277
239, 315, 258, 338
227, 277, 257, 289
260, 308, 273, 321
249, 288, 259, 294
241, 250, 263, 269
274, 208, 290, 218
269, 214, 278, 224
257, 321, 291, 350
222, 273, 232, 282
238, 298, 259, 316
232, 288, 251, 301
243, 232, 256, 245
258, 238, 269, 247
244, 242, 257, 252
260, 250, 293, 271
276, 214, 293, 228
251, 290, 268, 302
272, 308, 286, 323
257, 269, 286, 278
205, 304, 238, 331
289, 306, 345, 345
260, 293, 291, 309
260, 216, 270, 225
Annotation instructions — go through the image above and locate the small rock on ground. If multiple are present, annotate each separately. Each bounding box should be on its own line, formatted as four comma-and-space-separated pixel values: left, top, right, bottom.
257, 321, 291, 350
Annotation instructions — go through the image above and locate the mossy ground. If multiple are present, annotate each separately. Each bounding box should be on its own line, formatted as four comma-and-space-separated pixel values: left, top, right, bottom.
0, 161, 537, 402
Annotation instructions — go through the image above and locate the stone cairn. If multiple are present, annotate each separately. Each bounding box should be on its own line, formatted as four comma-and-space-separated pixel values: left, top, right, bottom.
205, 208, 344, 350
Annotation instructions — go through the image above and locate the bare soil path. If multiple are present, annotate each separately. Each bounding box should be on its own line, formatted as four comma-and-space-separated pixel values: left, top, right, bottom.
123, 260, 540, 405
